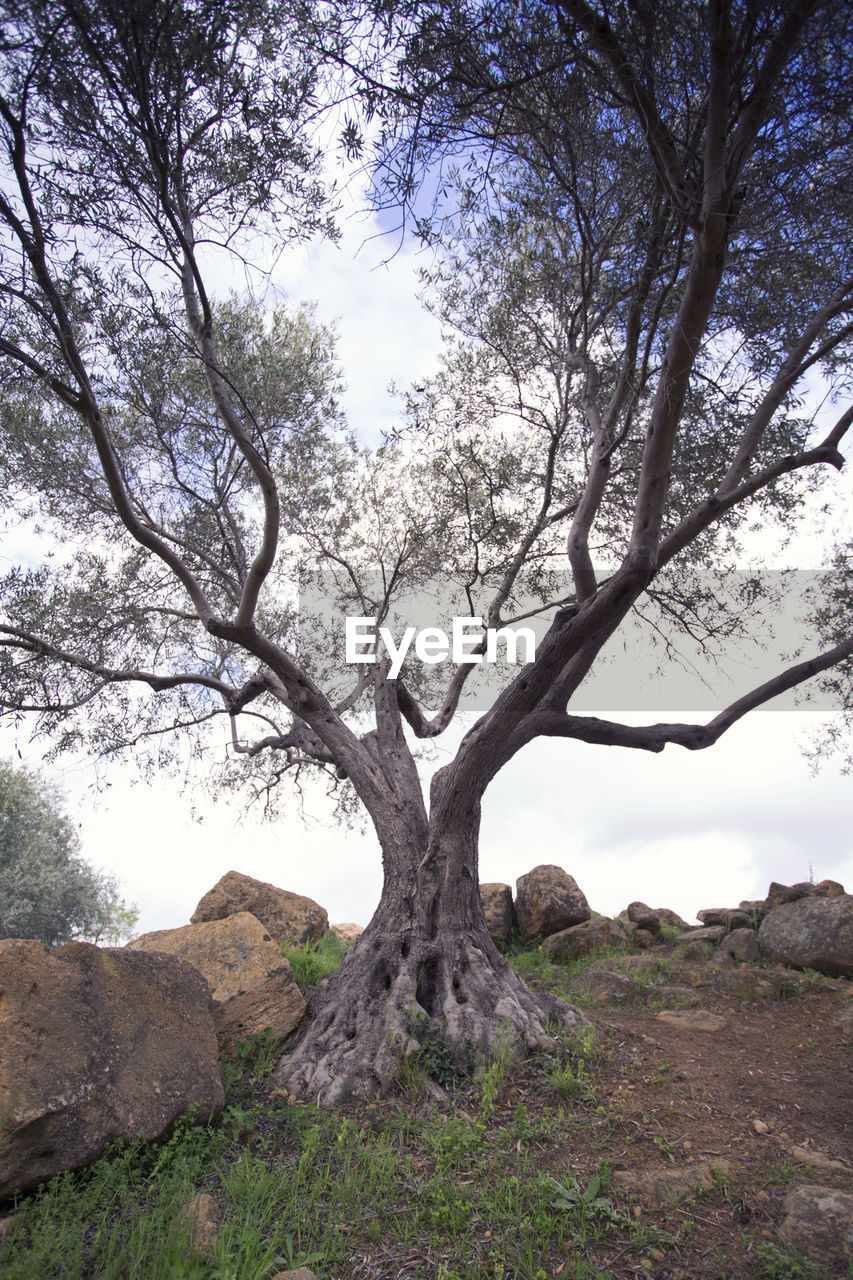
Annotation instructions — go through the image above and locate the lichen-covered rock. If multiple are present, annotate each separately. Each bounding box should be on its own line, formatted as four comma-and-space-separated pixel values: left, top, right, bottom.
514, 865, 590, 940
179, 1193, 220, 1257
0, 940, 222, 1199
571, 969, 642, 1006
719, 966, 793, 1001
675, 925, 727, 945
779, 1184, 853, 1271
613, 1160, 730, 1203
718, 927, 760, 963
697, 907, 754, 931
626, 902, 660, 934
758, 894, 853, 977
656, 1009, 726, 1032
191, 870, 328, 945
479, 883, 515, 944
654, 907, 690, 930
541, 916, 629, 962
129, 912, 306, 1052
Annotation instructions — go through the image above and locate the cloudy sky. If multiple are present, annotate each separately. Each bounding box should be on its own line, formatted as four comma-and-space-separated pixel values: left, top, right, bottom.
5, 174, 852, 938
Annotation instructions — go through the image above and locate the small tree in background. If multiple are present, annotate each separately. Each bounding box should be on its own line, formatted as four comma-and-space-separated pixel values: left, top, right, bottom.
0, 759, 138, 946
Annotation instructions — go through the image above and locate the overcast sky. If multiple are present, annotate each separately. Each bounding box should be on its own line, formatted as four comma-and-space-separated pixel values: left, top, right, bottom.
4, 175, 852, 938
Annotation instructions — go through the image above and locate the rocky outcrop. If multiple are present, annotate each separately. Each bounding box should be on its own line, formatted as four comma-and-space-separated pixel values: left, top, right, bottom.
514, 865, 590, 940
766, 879, 845, 910
129, 912, 306, 1052
191, 870, 328, 945
758, 893, 853, 977
479, 883, 515, 943
0, 940, 223, 1200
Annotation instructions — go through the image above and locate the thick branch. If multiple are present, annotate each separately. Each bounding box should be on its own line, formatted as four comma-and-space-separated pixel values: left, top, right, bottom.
0, 625, 235, 698
530, 635, 853, 752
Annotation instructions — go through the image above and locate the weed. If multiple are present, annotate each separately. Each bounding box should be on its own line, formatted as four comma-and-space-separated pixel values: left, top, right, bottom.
653, 1133, 677, 1162
545, 1166, 632, 1237
478, 1033, 516, 1116
547, 1057, 597, 1104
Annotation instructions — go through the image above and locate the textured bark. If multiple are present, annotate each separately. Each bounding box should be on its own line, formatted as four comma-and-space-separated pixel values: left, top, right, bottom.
276, 808, 585, 1103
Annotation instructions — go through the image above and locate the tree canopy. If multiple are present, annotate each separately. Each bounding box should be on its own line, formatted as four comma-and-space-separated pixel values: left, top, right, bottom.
0, 0, 851, 1098
0, 759, 137, 945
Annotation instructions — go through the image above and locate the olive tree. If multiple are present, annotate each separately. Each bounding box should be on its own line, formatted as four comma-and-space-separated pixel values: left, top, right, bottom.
0, 759, 137, 944
0, 0, 851, 1100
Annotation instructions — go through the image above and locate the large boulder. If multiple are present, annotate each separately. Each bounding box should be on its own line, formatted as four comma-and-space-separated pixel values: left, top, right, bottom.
479, 883, 515, 944
129, 912, 306, 1052
514, 865, 590, 940
758, 894, 853, 977
0, 940, 223, 1200
191, 870, 328, 945
541, 916, 629, 962
718, 927, 760, 964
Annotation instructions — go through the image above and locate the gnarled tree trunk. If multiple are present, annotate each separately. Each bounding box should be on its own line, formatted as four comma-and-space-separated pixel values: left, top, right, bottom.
276, 789, 584, 1103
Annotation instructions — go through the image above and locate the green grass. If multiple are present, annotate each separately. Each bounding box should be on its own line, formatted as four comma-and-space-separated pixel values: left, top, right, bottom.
2, 932, 817, 1279
0, 1012, 665, 1280
280, 929, 349, 994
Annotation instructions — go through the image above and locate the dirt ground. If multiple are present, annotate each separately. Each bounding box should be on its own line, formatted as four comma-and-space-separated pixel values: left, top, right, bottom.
544, 967, 853, 1278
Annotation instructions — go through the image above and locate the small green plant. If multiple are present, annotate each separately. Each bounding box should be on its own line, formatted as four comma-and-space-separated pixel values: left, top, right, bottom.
653, 1133, 676, 1162
545, 1166, 631, 1235
401, 1008, 477, 1088
478, 1030, 516, 1116
753, 1241, 826, 1279
547, 1058, 597, 1104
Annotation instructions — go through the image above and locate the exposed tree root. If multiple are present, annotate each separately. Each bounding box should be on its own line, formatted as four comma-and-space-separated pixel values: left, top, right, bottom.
275, 920, 586, 1103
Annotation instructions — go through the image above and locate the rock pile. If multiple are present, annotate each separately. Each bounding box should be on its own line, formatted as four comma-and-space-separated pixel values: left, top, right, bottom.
2, 859, 850, 1212
480, 866, 852, 978
0, 869, 328, 1199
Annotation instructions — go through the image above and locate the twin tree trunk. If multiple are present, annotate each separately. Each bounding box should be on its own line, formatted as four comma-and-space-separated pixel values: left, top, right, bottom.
276, 789, 585, 1103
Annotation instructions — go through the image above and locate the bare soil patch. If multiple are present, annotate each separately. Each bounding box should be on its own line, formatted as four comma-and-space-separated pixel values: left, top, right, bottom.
524, 965, 853, 1278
